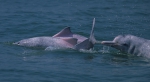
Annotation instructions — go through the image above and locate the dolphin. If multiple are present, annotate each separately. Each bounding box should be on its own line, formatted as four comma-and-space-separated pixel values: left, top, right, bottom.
14, 36, 77, 49
101, 35, 150, 58
13, 18, 97, 50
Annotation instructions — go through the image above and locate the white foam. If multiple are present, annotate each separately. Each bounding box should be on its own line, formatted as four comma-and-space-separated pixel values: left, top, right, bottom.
98, 46, 110, 54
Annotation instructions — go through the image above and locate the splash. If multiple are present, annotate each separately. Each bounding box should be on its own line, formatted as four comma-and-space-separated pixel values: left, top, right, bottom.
98, 46, 110, 54
79, 48, 99, 53
45, 46, 68, 51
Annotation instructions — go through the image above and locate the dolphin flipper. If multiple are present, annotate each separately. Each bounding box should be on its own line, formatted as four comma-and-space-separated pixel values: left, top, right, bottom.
53, 27, 73, 37
89, 18, 96, 44
74, 39, 93, 50
74, 18, 96, 50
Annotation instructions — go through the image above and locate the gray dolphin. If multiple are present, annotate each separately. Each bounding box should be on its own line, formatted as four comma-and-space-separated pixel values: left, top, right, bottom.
14, 18, 97, 50
101, 35, 150, 58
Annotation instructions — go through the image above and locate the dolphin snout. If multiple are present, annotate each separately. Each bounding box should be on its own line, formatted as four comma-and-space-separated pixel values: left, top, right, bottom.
13, 42, 20, 45
101, 41, 116, 46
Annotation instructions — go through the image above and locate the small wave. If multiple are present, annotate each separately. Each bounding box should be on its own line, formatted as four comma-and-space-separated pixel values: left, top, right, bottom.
45, 46, 68, 51
79, 49, 99, 53
45, 46, 101, 54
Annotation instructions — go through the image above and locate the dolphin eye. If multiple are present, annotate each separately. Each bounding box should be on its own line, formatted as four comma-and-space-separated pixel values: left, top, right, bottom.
123, 43, 128, 47
15, 42, 19, 44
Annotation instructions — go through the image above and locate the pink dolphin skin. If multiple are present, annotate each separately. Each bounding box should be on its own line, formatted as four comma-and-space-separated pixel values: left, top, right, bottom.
52, 27, 87, 44
14, 18, 97, 50
101, 35, 150, 58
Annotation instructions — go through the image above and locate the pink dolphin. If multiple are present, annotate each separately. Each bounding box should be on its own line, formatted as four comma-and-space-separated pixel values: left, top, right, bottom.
13, 18, 98, 50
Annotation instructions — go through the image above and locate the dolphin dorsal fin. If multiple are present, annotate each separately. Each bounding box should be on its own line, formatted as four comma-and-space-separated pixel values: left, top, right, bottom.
53, 27, 73, 37
62, 37, 77, 46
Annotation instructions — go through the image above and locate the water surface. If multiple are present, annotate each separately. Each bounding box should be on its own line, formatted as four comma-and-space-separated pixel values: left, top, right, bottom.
0, 0, 150, 82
